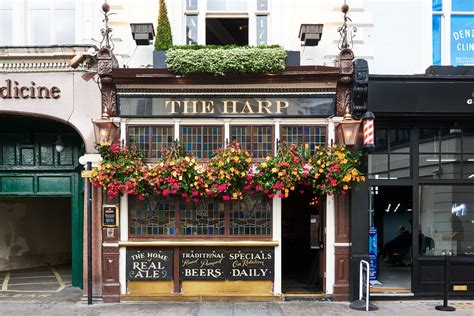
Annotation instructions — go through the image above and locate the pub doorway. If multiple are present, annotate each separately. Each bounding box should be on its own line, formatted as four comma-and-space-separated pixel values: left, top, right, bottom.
282, 189, 324, 293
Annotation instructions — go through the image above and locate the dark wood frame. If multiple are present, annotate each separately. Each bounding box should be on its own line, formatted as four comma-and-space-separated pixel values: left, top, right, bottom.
128, 196, 273, 240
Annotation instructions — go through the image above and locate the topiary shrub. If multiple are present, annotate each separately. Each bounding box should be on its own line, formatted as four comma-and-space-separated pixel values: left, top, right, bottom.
165, 45, 287, 75
155, 0, 173, 51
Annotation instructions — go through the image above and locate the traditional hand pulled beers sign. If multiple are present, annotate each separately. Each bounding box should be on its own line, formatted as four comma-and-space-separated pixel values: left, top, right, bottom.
126, 249, 173, 280
180, 250, 226, 280
119, 96, 334, 117
179, 249, 274, 280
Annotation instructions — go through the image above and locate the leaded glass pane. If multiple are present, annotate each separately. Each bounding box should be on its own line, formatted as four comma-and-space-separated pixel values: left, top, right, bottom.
202, 126, 223, 158
180, 200, 225, 235
181, 126, 202, 158
231, 126, 252, 153
151, 126, 174, 159
129, 196, 175, 236
128, 126, 150, 157
230, 196, 271, 235
281, 125, 326, 155
252, 126, 273, 158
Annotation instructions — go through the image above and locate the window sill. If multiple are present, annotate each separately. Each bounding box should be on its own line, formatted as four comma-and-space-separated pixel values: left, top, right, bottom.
118, 240, 279, 247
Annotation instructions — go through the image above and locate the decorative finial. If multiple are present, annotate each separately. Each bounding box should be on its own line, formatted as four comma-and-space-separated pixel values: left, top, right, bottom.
337, 0, 357, 50
100, 1, 115, 50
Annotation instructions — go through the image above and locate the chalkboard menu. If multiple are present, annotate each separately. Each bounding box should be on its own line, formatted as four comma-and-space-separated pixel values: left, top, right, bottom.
126, 249, 173, 280
178, 249, 274, 280
102, 205, 118, 227
228, 250, 273, 280
180, 250, 226, 280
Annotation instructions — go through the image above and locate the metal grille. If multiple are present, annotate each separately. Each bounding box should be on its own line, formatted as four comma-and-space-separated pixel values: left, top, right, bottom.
179, 200, 225, 235
229, 196, 271, 235
129, 196, 176, 236
280, 125, 326, 155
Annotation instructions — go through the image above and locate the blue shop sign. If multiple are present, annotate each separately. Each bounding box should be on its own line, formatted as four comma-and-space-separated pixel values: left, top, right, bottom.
451, 16, 474, 66
368, 226, 378, 281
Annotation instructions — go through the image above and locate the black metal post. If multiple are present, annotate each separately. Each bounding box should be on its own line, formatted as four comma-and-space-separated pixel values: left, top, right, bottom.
87, 162, 93, 305
435, 252, 455, 312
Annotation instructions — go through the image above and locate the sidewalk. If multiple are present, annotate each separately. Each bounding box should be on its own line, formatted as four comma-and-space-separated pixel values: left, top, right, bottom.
0, 300, 473, 316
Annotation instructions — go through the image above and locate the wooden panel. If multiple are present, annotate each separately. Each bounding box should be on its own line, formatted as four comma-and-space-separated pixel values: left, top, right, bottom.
20, 147, 35, 166
40, 144, 54, 165
1, 176, 34, 193
37, 176, 71, 193
2, 144, 15, 165
182, 280, 272, 295
335, 194, 350, 243
128, 281, 174, 295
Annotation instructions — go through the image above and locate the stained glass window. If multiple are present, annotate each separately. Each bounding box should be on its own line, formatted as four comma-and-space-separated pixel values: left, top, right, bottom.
129, 196, 176, 236
179, 200, 225, 235
231, 126, 273, 159
180, 126, 223, 159
230, 196, 271, 235
280, 125, 326, 155
128, 126, 174, 159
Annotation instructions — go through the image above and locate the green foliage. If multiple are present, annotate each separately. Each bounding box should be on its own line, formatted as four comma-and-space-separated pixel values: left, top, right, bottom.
154, 0, 173, 51
165, 46, 287, 76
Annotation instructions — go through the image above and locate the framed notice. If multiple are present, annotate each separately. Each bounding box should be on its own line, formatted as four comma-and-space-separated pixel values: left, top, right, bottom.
180, 250, 226, 280
102, 204, 119, 227
227, 249, 274, 280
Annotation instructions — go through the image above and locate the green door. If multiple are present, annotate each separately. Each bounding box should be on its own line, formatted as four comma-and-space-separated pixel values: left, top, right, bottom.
0, 116, 85, 288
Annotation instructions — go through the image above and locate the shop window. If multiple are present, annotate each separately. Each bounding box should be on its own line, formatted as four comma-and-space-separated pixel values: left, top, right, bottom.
180, 126, 223, 159
368, 128, 411, 180
206, 18, 249, 45
186, 14, 198, 45
129, 196, 176, 236
29, 0, 75, 45
128, 125, 174, 160
179, 200, 226, 235
231, 125, 273, 159
419, 185, 474, 256
229, 196, 271, 235
280, 125, 326, 155
418, 128, 474, 179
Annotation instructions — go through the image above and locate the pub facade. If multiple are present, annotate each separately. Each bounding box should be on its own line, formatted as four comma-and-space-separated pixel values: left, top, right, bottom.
94, 49, 357, 302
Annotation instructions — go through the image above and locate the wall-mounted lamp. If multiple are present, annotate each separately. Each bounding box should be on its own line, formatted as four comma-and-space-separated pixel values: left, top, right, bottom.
55, 135, 65, 153
130, 23, 155, 45
299, 24, 324, 46
335, 107, 361, 146
92, 118, 119, 145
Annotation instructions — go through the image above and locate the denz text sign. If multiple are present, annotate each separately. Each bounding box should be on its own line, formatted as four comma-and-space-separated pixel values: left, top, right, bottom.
126, 249, 173, 280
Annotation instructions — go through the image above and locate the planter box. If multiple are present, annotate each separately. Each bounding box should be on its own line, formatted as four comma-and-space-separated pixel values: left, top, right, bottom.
153, 50, 167, 69
286, 51, 301, 67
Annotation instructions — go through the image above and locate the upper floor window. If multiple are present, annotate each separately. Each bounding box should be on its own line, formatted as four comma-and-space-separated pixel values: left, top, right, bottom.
0, 0, 13, 45
185, 0, 268, 46
432, 0, 474, 66
29, 0, 76, 45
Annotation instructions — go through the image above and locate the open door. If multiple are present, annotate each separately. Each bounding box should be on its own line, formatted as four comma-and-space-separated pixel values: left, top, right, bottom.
282, 189, 325, 293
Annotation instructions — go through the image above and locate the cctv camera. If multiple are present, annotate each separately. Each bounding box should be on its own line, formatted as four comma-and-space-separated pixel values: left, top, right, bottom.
69, 53, 86, 69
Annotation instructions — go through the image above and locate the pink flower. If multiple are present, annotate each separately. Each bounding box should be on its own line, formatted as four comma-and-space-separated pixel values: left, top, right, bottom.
162, 188, 170, 197
110, 144, 119, 153
222, 195, 231, 201
268, 193, 275, 199
278, 193, 285, 198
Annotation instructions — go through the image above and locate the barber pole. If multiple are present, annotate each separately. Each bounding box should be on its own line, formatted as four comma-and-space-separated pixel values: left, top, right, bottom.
362, 111, 375, 150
